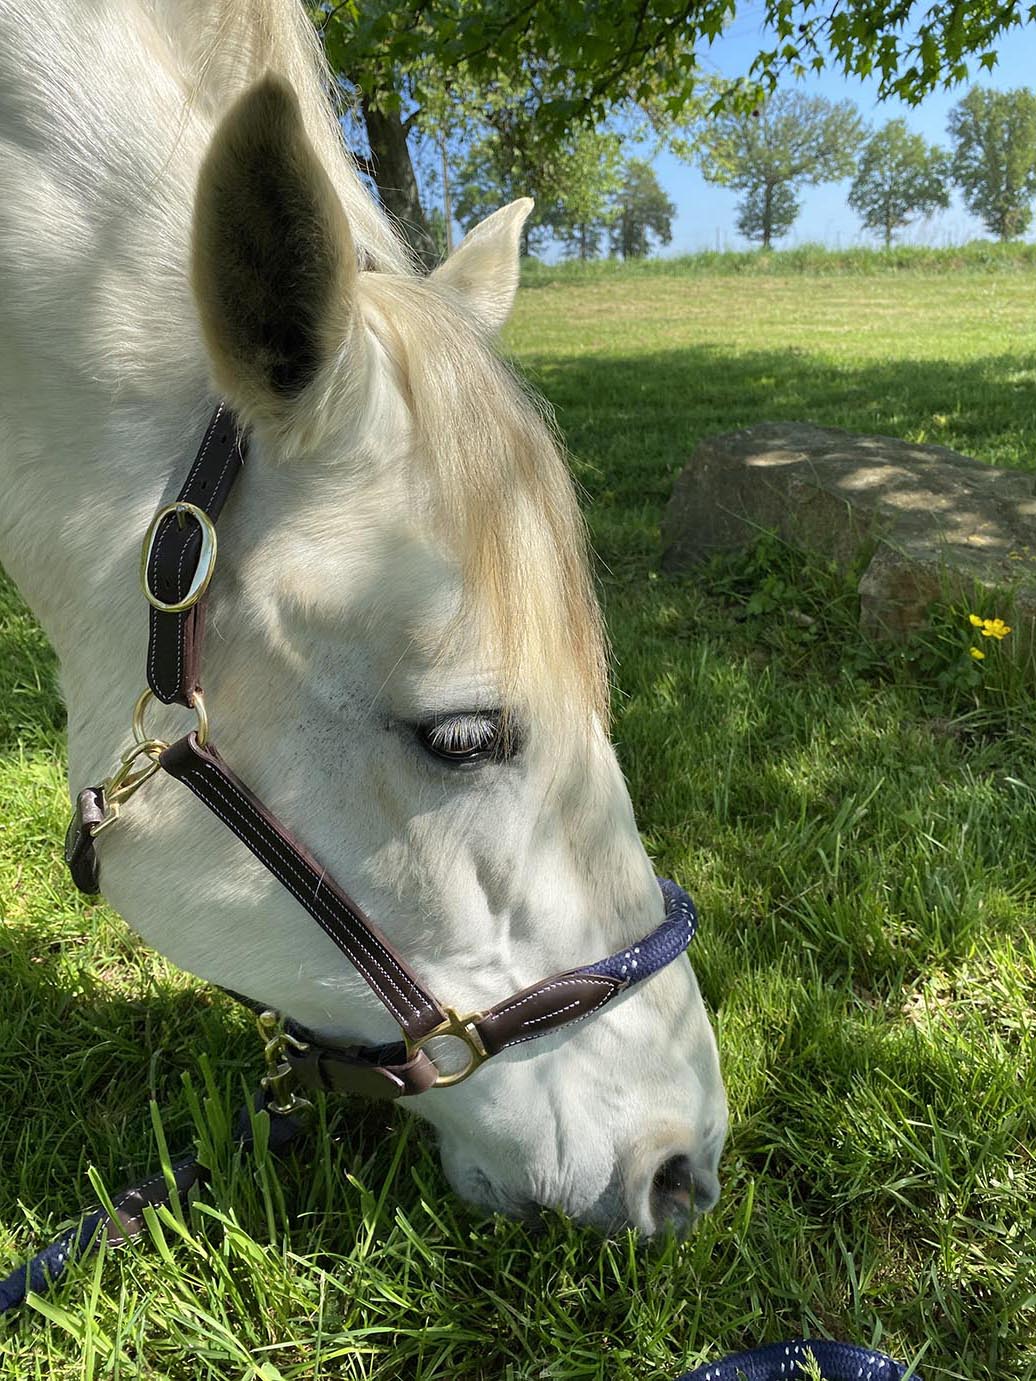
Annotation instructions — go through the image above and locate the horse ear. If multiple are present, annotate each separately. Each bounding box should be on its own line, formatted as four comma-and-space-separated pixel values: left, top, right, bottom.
191, 73, 357, 428
430, 198, 534, 334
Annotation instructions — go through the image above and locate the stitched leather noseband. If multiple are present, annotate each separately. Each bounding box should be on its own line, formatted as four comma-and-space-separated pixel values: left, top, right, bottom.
65, 404, 699, 1102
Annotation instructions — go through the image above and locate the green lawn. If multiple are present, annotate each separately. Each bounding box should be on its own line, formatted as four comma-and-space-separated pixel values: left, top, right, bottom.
2, 259, 1035, 1379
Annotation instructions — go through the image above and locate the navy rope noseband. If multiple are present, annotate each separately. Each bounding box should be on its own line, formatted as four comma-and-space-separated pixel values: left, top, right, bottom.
579, 878, 697, 984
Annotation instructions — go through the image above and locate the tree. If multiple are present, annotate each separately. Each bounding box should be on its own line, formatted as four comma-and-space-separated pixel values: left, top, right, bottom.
750, 2, 1031, 105
736, 180, 799, 245
316, 1, 1036, 264
559, 218, 608, 262
948, 88, 1036, 241
425, 206, 450, 261
697, 92, 862, 249
451, 134, 548, 258
320, 2, 711, 264
548, 129, 623, 261
452, 120, 622, 261
610, 161, 675, 260
848, 120, 951, 247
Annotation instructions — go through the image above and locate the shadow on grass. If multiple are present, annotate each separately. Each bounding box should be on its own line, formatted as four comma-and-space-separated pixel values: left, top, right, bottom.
0, 568, 63, 756
0, 925, 248, 1213
518, 344, 1036, 530
0, 919, 418, 1233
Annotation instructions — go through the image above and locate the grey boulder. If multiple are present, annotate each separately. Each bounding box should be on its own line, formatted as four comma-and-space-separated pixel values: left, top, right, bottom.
662, 422, 1036, 644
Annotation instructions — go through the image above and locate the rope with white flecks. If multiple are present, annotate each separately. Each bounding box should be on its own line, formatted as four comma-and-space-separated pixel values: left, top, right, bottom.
677, 1337, 918, 1381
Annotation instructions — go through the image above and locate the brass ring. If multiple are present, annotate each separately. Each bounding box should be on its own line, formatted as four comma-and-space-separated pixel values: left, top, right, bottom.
405, 1007, 489, 1089
132, 687, 209, 748
140, 502, 218, 613
105, 745, 162, 805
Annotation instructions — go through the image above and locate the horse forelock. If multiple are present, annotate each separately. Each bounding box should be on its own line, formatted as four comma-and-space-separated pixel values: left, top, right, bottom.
356, 274, 610, 731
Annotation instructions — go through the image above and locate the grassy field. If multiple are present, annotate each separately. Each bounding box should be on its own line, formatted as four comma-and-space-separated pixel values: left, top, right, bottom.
2, 256, 1036, 1380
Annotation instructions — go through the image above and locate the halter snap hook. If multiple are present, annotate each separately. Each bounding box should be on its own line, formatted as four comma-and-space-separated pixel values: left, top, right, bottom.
257, 1011, 313, 1117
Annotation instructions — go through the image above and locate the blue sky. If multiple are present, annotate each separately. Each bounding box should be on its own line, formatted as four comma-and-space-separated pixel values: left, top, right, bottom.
646, 4, 1036, 253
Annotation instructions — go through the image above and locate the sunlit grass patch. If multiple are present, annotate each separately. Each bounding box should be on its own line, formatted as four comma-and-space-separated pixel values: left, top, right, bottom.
1, 262, 1034, 1378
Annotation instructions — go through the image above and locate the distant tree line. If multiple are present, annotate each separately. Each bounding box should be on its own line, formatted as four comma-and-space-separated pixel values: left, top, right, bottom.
697, 86, 1036, 250
451, 136, 676, 262
441, 85, 1036, 262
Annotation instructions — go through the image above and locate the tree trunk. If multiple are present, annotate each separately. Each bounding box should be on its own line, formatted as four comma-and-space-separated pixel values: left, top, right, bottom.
439, 136, 454, 255
762, 184, 773, 250
884, 219, 892, 249
579, 224, 589, 261
361, 96, 438, 270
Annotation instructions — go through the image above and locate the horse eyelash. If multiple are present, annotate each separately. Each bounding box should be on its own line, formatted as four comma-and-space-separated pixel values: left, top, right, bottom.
425, 712, 499, 753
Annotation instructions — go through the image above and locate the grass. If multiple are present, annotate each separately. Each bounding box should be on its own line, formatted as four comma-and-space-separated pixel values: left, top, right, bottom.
522, 238, 1036, 283
2, 254, 1036, 1379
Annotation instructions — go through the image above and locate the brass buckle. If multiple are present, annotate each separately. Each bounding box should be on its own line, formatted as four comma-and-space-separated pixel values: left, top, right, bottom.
257, 1011, 313, 1117
405, 1007, 489, 1088
140, 502, 218, 613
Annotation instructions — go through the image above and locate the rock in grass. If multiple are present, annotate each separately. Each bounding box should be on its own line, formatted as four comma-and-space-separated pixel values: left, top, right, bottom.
662, 421, 1036, 645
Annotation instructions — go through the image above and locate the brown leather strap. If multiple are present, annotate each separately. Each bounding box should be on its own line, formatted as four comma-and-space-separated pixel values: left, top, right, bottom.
105, 1158, 205, 1247
280, 972, 627, 1099
64, 786, 106, 894
285, 1040, 439, 1101
475, 971, 626, 1056
158, 733, 448, 1039
155, 729, 627, 1078
146, 403, 247, 707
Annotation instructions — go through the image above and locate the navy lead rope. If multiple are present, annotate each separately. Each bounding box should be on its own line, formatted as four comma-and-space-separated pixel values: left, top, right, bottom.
0, 1102, 304, 1316
0, 1217, 918, 1381
0, 1214, 106, 1315
678, 1338, 916, 1380
0, 1222, 916, 1381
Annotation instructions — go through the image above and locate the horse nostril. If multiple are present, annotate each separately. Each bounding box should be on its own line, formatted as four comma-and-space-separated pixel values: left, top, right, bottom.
651, 1154, 693, 1225
650, 1154, 720, 1229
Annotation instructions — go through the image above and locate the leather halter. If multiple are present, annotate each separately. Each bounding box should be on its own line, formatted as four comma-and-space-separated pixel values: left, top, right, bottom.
65, 404, 698, 1101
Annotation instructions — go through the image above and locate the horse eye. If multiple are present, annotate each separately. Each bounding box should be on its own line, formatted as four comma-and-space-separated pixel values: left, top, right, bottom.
416, 711, 515, 765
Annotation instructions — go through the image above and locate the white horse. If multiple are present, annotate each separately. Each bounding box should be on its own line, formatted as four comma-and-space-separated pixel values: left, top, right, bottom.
0, 0, 726, 1232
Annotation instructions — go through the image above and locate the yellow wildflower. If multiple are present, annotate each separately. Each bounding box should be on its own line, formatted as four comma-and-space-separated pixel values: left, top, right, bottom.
970, 647, 986, 659
968, 613, 1012, 639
